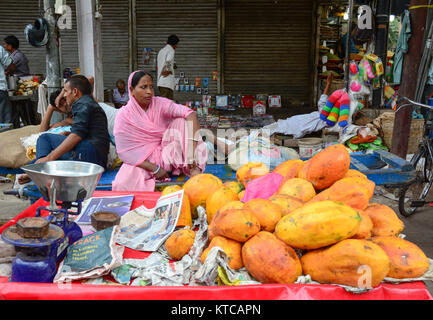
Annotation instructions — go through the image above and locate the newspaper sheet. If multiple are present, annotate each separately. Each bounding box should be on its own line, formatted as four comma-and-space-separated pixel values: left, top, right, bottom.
75, 194, 134, 225
116, 190, 183, 252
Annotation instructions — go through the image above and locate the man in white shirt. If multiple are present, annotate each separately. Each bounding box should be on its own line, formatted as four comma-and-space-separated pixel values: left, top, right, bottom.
157, 34, 179, 100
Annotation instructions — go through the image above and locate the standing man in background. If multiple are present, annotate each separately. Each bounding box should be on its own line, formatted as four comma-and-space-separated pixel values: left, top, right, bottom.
157, 34, 179, 100
0, 45, 15, 124
3, 35, 30, 77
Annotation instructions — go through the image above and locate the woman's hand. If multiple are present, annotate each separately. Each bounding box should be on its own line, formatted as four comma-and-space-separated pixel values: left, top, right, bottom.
154, 167, 169, 180
188, 161, 201, 176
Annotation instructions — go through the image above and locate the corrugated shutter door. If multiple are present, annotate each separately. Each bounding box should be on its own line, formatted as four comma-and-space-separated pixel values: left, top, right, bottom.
0, 0, 79, 82
136, 0, 218, 104
224, 0, 314, 107
60, 0, 79, 78
100, 0, 130, 90
0, 0, 47, 76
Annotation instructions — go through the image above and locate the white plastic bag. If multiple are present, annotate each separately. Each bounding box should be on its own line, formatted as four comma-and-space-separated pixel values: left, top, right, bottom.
227, 130, 299, 171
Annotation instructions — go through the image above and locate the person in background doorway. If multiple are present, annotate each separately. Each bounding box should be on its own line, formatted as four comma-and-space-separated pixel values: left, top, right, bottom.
0, 45, 15, 124
3, 35, 30, 77
157, 34, 179, 100
112, 79, 129, 109
338, 23, 359, 59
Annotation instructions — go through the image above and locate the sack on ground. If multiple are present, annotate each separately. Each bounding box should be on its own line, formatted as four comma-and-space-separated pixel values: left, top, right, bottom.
0, 125, 40, 168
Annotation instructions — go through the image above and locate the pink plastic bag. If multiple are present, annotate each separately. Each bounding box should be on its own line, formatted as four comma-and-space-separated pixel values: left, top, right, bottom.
241, 172, 284, 202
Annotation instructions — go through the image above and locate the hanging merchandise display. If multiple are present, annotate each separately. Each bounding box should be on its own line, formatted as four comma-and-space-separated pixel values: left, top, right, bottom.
268, 95, 282, 108
216, 95, 229, 109
253, 100, 266, 117
195, 77, 201, 87
319, 88, 355, 129
229, 94, 241, 108
241, 95, 255, 108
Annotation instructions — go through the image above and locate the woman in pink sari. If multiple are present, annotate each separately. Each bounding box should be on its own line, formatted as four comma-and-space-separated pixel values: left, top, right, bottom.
112, 70, 207, 191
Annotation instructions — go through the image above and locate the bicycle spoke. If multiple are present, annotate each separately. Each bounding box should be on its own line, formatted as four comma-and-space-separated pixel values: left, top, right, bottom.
398, 150, 432, 216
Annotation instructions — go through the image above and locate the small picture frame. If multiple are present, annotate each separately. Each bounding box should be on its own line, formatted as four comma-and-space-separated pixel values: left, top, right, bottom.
216, 95, 229, 108
202, 78, 209, 88
180, 71, 185, 78
197, 87, 202, 95
203, 87, 209, 95
184, 78, 189, 84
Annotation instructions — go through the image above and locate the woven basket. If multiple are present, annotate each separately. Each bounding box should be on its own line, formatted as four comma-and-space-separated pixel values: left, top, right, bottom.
381, 112, 424, 154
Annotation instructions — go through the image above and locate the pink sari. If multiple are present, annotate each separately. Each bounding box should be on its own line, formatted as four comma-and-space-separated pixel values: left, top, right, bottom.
112, 71, 207, 191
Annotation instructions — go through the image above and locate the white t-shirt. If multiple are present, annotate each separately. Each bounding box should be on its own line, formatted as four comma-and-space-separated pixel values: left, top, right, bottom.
157, 44, 175, 90
98, 102, 118, 145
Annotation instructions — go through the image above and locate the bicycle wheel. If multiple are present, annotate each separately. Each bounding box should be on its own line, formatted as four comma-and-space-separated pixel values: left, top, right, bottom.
398, 148, 433, 217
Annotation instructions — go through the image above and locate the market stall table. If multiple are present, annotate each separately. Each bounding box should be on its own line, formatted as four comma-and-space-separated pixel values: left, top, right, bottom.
9, 94, 38, 128
0, 190, 431, 300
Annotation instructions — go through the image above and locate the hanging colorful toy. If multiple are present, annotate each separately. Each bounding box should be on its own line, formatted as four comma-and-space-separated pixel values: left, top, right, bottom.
320, 89, 351, 128
320, 89, 344, 122
337, 92, 350, 127
363, 59, 375, 79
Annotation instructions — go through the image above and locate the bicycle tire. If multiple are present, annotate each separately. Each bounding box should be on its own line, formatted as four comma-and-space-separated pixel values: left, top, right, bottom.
398, 148, 433, 217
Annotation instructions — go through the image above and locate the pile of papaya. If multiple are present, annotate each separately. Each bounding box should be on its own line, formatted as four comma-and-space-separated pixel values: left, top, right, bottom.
162, 144, 430, 289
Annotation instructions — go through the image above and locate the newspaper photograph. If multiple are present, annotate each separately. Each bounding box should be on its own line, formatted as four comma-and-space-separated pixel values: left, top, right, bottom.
75, 194, 135, 225
116, 190, 183, 252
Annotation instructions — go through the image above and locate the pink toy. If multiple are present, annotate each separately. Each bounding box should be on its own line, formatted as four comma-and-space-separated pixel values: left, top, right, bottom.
364, 60, 375, 79
350, 81, 361, 92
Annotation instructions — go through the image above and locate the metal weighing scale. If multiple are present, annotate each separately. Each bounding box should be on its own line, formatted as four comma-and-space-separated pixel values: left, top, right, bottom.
1, 161, 104, 283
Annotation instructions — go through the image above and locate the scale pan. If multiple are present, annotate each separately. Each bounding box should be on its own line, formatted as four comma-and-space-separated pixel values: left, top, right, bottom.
21, 161, 104, 202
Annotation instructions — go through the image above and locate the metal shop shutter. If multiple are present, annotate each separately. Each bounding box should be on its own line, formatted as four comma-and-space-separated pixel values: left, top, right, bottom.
100, 0, 130, 90
135, 0, 218, 104
0, 0, 47, 76
224, 0, 315, 108
0, 0, 79, 82
60, 0, 79, 78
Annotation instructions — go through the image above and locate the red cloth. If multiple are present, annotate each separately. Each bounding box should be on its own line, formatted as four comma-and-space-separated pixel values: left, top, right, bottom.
0, 191, 432, 300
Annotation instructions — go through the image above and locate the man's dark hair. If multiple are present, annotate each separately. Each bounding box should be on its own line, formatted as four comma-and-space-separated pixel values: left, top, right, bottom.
167, 34, 179, 46
116, 79, 125, 87
66, 75, 92, 95
4, 35, 19, 49
49, 89, 62, 106
131, 71, 153, 88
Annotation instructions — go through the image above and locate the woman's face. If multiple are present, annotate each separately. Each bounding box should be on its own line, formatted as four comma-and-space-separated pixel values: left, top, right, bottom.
131, 74, 154, 107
